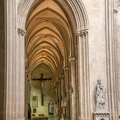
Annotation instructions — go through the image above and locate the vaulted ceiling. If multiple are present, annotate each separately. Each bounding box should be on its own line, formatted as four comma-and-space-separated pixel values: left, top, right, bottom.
25, 0, 75, 78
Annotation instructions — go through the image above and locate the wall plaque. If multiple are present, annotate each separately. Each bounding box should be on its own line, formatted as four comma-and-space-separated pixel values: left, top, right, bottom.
32, 96, 38, 107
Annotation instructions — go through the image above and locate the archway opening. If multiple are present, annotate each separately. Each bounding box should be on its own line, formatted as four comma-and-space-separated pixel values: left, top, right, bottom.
25, 0, 76, 119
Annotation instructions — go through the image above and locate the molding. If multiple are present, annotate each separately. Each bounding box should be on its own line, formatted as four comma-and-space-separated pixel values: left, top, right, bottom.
93, 112, 110, 116
17, 28, 26, 36
66, 0, 88, 29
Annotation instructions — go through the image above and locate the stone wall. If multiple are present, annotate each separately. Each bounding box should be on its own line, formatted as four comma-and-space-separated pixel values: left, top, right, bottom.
83, 0, 107, 112
30, 64, 58, 118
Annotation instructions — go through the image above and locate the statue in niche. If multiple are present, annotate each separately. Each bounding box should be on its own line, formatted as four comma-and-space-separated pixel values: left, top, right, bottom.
96, 80, 106, 110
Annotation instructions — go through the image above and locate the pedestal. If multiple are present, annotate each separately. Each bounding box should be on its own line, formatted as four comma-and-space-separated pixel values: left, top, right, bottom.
93, 111, 110, 120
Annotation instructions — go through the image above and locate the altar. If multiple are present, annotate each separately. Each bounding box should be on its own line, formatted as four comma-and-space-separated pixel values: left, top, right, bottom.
32, 117, 48, 120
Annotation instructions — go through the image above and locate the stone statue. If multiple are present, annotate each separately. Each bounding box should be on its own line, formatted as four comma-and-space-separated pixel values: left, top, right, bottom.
96, 80, 106, 110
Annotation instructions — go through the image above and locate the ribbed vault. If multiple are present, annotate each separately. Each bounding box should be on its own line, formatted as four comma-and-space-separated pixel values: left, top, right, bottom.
25, 0, 75, 78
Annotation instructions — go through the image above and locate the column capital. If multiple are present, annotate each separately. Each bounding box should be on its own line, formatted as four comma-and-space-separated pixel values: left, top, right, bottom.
69, 57, 75, 63
17, 28, 26, 36
59, 74, 64, 79
56, 79, 61, 84
63, 67, 69, 71
54, 82, 58, 87
77, 29, 88, 36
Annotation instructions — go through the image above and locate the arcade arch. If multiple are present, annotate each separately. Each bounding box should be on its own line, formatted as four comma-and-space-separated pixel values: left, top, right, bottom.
6, 0, 89, 120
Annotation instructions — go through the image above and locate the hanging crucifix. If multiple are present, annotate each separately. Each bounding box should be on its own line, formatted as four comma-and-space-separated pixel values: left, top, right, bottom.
32, 73, 52, 106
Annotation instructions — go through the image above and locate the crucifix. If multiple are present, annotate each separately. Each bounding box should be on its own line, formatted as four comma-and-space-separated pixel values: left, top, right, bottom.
32, 73, 52, 106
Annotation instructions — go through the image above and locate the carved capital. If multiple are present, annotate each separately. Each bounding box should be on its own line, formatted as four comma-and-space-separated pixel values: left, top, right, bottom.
63, 67, 69, 71
54, 83, 58, 88
77, 29, 88, 36
69, 57, 75, 63
59, 74, 64, 79
17, 28, 26, 36
55, 79, 60, 84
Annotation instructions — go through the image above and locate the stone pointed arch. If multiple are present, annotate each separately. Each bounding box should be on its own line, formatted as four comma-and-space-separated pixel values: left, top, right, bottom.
17, 0, 88, 32
5, 0, 89, 120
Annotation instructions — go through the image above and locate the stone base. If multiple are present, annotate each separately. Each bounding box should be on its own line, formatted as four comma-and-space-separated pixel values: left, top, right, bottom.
93, 111, 110, 120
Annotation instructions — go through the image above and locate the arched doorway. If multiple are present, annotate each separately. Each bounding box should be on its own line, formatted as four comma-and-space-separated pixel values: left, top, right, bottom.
6, 0, 89, 120
25, 1, 76, 119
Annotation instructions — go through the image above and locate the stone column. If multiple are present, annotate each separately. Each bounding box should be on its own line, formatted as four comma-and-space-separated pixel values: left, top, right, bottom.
77, 30, 90, 120
5, 0, 16, 119
63, 67, 69, 95
105, 0, 118, 119
54, 80, 59, 103
59, 74, 64, 106
6, 14, 26, 119
63, 67, 70, 119
69, 57, 76, 120
56, 78, 61, 118
25, 58, 31, 120
15, 28, 26, 120
113, 7, 120, 119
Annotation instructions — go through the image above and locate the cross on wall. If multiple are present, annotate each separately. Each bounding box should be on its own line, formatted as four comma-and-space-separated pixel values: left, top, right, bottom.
32, 73, 52, 106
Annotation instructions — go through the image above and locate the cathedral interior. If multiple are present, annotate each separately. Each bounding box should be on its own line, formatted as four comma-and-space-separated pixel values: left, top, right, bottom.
0, 0, 120, 120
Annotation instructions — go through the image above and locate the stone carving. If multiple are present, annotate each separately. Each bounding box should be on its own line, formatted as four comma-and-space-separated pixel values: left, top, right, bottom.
17, 28, 26, 36
96, 80, 106, 110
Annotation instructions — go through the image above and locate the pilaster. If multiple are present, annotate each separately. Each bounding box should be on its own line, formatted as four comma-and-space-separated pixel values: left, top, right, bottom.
63, 67, 70, 119
105, 0, 118, 119
6, 0, 17, 119
15, 27, 26, 119
5, 1, 26, 117
69, 57, 76, 120
63, 67, 69, 95
77, 29, 90, 120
